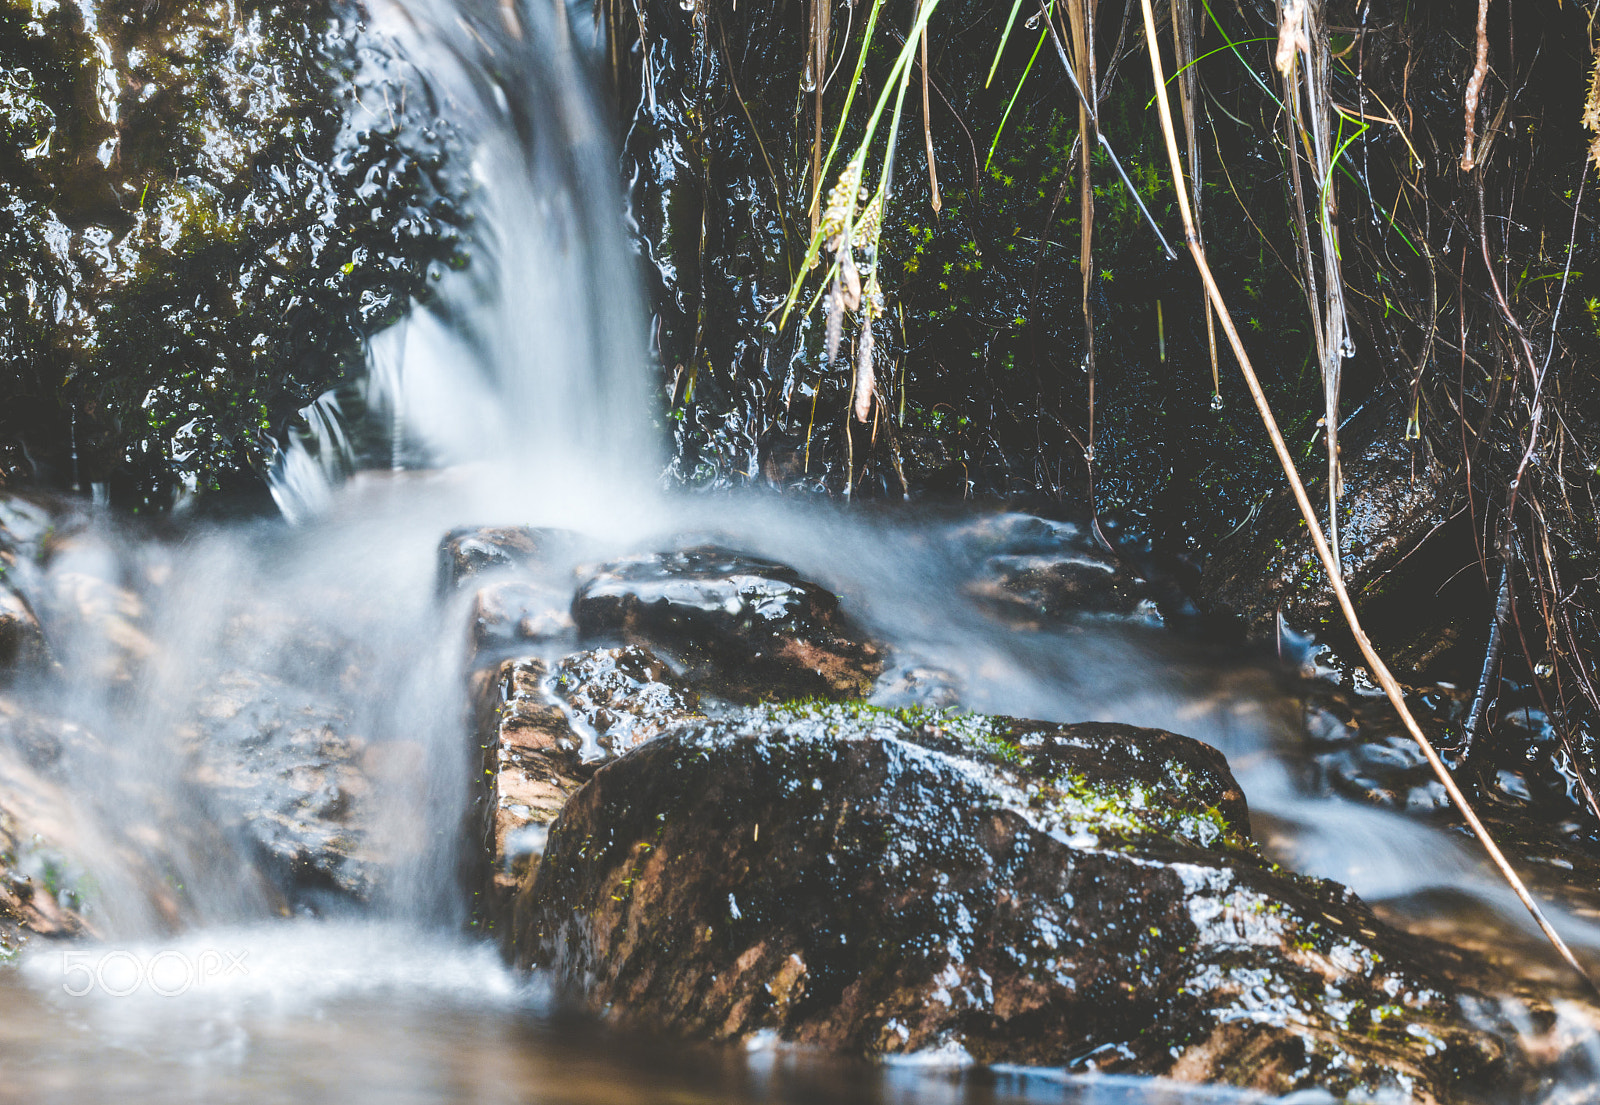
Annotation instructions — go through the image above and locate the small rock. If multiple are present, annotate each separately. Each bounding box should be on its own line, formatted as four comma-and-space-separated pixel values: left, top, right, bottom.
951, 513, 1160, 624
469, 657, 591, 931
469, 580, 576, 658
553, 646, 699, 758
470, 646, 700, 930
0, 587, 47, 675
571, 545, 885, 702
437, 526, 580, 593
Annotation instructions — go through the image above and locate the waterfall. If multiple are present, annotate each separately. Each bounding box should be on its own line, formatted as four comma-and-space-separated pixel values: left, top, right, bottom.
268, 0, 659, 522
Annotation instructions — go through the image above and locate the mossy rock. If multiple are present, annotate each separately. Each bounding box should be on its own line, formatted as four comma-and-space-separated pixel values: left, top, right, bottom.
514, 700, 1544, 1101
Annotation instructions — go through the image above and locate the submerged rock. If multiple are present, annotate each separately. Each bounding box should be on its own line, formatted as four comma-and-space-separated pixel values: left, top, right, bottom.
572, 545, 885, 702
515, 701, 1541, 1101
185, 669, 379, 903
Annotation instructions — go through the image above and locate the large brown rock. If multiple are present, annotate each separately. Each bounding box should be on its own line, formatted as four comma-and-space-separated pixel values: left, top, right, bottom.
514, 702, 1543, 1102
572, 545, 885, 702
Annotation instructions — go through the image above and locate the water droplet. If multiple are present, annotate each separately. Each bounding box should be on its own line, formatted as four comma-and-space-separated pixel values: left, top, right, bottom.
1340, 335, 1356, 358
1083, 444, 1094, 463
1534, 660, 1554, 678
1210, 393, 1224, 412
679, 0, 696, 10
802, 62, 817, 92
1024, 11, 1040, 27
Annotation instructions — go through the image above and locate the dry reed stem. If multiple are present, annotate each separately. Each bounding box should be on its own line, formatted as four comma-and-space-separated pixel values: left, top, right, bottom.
1460, 0, 1491, 170
1138, 0, 1597, 995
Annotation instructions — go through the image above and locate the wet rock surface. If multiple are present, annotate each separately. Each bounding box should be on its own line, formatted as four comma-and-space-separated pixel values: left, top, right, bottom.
1198, 398, 1464, 676
0, 0, 465, 503
950, 512, 1166, 627
468, 580, 576, 659
0, 588, 47, 676
184, 668, 378, 904
572, 546, 885, 702
438, 526, 583, 593
0, 493, 69, 677
515, 701, 1541, 1101
469, 657, 590, 930
469, 646, 699, 932
0, 714, 97, 950
552, 646, 699, 759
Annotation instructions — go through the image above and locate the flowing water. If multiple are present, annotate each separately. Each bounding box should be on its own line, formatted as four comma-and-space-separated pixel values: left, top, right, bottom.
4, 0, 1600, 1101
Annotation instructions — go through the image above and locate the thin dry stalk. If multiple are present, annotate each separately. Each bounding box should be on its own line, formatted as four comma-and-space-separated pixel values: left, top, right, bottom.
808, 0, 832, 233
919, 0, 941, 213
1170, 0, 1218, 398
1065, 0, 1095, 466
1139, 0, 1597, 995
1276, 0, 1349, 564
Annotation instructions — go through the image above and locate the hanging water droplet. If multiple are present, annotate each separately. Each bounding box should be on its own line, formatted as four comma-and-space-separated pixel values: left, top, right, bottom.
679, 0, 696, 11
1340, 335, 1356, 358
1534, 660, 1554, 678
1083, 444, 1094, 463
1211, 392, 1224, 412
801, 66, 816, 92
1025, 11, 1041, 28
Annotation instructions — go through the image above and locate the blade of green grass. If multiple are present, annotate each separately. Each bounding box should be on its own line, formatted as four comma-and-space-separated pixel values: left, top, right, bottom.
987, 26, 1050, 172
985, 0, 1027, 88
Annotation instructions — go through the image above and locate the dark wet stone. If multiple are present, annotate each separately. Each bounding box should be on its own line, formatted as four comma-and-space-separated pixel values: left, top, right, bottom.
514, 701, 1538, 1099
571, 546, 885, 702
951, 513, 1161, 625
1299, 682, 1458, 813
437, 526, 581, 593
1198, 398, 1460, 674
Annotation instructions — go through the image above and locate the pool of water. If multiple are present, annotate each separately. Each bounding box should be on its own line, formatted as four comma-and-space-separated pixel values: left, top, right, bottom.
0, 922, 1276, 1105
